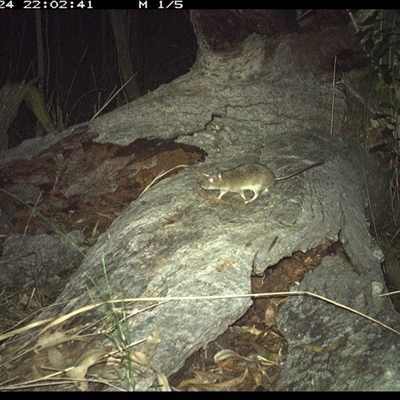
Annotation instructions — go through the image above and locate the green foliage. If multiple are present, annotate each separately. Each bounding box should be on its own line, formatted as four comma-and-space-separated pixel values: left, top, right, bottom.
354, 10, 400, 225
356, 11, 400, 153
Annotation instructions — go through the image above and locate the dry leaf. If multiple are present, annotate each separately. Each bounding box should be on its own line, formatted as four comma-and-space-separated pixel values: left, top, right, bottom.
155, 371, 171, 391
264, 300, 278, 326
201, 368, 248, 390
130, 329, 161, 366
268, 236, 278, 252
47, 347, 67, 370
162, 213, 184, 226
301, 337, 341, 355
214, 349, 242, 363
66, 350, 104, 379
179, 370, 220, 387
37, 331, 69, 349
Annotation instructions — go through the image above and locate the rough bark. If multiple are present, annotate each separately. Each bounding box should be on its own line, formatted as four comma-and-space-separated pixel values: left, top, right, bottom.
109, 10, 141, 101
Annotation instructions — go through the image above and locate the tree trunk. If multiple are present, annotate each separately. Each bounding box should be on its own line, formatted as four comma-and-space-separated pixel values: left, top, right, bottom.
109, 10, 141, 101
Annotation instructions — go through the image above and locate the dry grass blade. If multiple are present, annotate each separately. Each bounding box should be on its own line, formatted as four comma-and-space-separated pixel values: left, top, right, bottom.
139, 164, 188, 197
1, 291, 399, 346
91, 73, 137, 120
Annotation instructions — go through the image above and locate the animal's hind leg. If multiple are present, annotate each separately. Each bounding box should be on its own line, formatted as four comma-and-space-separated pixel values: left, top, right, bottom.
245, 191, 259, 204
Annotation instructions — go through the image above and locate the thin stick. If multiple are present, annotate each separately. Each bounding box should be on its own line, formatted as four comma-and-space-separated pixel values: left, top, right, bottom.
1, 290, 399, 343
330, 55, 337, 135
138, 164, 188, 197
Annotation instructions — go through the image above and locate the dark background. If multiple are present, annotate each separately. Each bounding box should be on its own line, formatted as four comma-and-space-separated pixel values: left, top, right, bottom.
0, 9, 197, 146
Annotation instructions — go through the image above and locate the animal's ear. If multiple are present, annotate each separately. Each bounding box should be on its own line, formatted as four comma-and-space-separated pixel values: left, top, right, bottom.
218, 172, 223, 180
